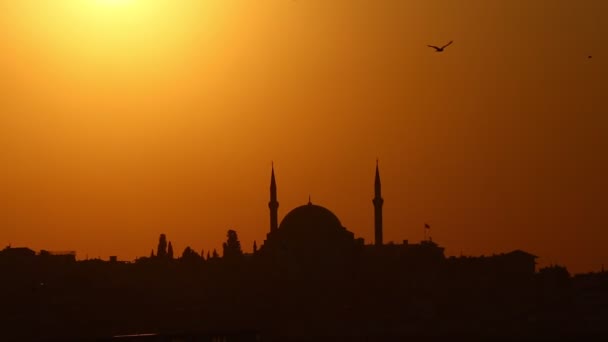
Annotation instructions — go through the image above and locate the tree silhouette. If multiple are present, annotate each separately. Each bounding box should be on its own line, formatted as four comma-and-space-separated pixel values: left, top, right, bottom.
212, 249, 219, 259
253, 240, 258, 254
223, 229, 243, 259
157, 234, 167, 258
168, 242, 174, 259
150, 249, 155, 258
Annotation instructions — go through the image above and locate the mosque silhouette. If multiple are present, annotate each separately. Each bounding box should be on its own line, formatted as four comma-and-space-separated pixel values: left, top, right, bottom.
2, 163, 605, 341
255, 162, 479, 277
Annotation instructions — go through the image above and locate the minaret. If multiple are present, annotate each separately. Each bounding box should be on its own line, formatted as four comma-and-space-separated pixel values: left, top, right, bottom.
373, 160, 384, 246
269, 163, 279, 233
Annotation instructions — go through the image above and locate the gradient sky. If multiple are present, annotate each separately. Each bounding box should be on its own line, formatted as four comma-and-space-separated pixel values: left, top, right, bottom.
1, 0, 606, 273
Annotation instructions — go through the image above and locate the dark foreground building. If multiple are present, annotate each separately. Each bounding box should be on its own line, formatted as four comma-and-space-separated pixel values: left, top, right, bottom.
0, 164, 605, 341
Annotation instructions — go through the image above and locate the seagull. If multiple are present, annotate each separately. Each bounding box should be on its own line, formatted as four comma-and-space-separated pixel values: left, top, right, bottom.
428, 41, 453, 52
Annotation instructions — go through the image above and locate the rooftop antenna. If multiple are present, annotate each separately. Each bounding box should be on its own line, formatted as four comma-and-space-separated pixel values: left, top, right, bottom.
308, 195, 312, 205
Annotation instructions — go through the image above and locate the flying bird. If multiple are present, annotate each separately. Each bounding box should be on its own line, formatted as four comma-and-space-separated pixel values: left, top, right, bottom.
428, 41, 453, 52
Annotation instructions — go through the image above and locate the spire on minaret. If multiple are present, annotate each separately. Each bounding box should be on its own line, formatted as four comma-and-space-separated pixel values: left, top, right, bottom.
373, 159, 384, 246
270, 162, 277, 194
269, 162, 279, 233
375, 159, 381, 197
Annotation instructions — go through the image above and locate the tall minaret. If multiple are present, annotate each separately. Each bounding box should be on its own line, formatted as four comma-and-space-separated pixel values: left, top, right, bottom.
269, 163, 279, 233
373, 160, 384, 246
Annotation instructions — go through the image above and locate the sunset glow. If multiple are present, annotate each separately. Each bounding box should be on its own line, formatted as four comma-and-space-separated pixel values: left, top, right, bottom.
0, 0, 607, 274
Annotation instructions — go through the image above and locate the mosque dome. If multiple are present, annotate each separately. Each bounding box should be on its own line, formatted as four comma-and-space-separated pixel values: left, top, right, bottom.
261, 200, 357, 270
278, 202, 343, 233
266, 201, 355, 255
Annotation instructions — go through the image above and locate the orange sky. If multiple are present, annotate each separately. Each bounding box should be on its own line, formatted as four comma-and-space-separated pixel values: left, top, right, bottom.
0, 0, 606, 273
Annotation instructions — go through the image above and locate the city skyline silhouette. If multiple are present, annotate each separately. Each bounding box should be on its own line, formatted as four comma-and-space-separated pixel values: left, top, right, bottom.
2, 159, 605, 274
0, 0, 607, 339
0, 164, 605, 341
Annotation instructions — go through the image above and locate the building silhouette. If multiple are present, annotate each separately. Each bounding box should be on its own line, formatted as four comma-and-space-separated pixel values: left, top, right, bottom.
1, 163, 606, 341
258, 162, 449, 276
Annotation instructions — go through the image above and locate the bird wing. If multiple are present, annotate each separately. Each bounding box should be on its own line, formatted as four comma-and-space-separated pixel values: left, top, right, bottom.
427, 45, 440, 51
441, 41, 453, 49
